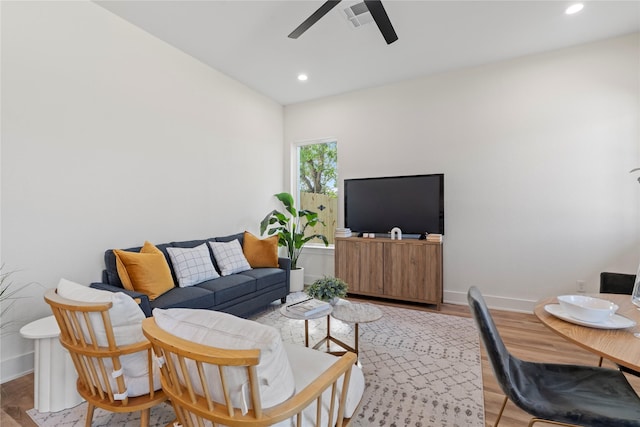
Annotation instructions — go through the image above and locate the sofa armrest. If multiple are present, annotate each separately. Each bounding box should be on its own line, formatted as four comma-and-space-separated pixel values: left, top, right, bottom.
278, 257, 291, 271
278, 257, 291, 293
90, 282, 152, 317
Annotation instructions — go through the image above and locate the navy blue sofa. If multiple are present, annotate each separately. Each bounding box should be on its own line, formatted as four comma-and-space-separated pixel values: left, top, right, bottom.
91, 232, 290, 318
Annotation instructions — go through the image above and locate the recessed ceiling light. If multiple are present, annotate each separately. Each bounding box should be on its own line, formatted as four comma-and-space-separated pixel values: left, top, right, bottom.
565, 3, 584, 15
297, 74, 308, 82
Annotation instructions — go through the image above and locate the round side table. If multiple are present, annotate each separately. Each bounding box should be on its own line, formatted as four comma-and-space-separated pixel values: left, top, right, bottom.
280, 302, 333, 348
20, 315, 84, 412
331, 302, 383, 361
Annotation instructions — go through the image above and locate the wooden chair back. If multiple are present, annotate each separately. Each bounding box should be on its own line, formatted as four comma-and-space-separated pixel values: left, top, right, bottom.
44, 289, 167, 427
142, 316, 357, 427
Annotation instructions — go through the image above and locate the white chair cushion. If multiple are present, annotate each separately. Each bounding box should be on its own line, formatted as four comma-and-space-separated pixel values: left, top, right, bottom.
153, 308, 296, 410
56, 278, 160, 397
279, 342, 365, 422
167, 243, 219, 287
208, 239, 252, 276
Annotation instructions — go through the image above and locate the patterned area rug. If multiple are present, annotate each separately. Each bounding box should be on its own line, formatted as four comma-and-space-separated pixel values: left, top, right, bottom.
28, 294, 484, 427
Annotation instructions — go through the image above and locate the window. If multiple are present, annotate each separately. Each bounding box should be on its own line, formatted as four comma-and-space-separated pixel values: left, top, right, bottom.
295, 140, 337, 245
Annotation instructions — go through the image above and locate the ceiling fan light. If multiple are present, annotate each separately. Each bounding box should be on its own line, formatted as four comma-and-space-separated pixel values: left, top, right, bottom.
565, 3, 584, 15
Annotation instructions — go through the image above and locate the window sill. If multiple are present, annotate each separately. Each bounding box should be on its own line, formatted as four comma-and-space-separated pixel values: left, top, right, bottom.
303, 244, 335, 255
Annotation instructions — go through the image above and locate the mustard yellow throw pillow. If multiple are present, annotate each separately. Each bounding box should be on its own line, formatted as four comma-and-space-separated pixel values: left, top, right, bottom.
113, 241, 174, 300
243, 231, 279, 268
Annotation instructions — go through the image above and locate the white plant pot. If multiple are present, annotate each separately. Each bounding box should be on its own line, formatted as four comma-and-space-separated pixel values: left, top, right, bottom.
290, 267, 305, 292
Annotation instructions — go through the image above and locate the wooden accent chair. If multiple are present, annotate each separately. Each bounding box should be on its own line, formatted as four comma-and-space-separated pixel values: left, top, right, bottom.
141, 314, 361, 427
44, 288, 168, 427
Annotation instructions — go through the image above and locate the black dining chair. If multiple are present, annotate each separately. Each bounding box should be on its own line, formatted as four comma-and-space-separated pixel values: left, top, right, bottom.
467, 286, 640, 427
598, 272, 640, 376
600, 272, 636, 295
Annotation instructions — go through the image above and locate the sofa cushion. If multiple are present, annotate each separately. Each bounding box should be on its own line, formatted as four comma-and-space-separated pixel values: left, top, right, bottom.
57, 278, 161, 397
240, 268, 287, 291
104, 242, 172, 288
149, 285, 215, 311
113, 241, 174, 300
243, 231, 279, 268
208, 239, 252, 276
153, 308, 295, 410
196, 274, 257, 305
166, 244, 219, 288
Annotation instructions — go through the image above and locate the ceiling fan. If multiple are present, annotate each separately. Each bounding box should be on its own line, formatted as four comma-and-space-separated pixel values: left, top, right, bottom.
288, 0, 398, 45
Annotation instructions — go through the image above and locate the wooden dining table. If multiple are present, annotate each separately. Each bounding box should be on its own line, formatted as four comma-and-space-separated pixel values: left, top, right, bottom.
534, 293, 640, 372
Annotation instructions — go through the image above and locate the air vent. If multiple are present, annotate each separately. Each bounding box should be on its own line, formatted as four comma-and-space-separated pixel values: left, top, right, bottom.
343, 2, 374, 28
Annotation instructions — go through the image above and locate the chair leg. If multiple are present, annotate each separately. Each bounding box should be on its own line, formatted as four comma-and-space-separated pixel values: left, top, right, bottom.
598, 356, 603, 367
528, 418, 581, 427
140, 408, 151, 427
493, 395, 509, 427
84, 403, 95, 427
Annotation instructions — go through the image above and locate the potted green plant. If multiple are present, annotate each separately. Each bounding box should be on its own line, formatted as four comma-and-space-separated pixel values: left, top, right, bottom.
260, 192, 328, 291
306, 276, 348, 305
0, 265, 37, 334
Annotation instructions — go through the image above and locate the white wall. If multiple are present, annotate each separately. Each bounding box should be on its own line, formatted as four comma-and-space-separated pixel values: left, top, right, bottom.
0, 1, 284, 382
286, 34, 640, 310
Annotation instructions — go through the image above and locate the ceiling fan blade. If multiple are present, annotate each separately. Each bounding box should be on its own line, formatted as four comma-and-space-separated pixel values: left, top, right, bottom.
288, 0, 342, 39
363, 0, 398, 44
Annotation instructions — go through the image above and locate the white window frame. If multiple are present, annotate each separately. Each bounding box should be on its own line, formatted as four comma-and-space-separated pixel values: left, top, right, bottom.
291, 137, 338, 249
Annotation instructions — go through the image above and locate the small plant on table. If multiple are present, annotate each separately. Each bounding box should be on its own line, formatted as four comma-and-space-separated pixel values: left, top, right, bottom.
306, 276, 348, 304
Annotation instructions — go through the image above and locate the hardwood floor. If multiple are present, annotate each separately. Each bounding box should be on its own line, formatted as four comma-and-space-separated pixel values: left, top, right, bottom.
2, 300, 639, 427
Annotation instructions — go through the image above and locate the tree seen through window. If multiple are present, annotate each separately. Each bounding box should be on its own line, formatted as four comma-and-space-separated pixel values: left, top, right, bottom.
297, 141, 337, 244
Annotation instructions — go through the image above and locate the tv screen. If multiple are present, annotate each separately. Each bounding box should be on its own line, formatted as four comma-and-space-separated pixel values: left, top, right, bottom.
344, 174, 444, 236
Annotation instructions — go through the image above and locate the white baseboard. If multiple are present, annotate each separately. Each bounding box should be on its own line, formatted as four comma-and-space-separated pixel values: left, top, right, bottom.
444, 290, 535, 313
0, 351, 34, 384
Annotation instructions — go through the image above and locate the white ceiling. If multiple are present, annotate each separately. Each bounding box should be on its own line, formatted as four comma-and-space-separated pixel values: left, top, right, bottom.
96, 1, 640, 105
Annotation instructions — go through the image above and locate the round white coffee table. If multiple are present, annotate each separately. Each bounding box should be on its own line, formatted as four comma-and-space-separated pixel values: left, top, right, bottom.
331, 302, 383, 361
280, 302, 333, 348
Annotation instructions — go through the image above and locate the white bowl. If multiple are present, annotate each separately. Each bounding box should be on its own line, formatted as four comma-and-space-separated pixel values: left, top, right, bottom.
557, 295, 618, 323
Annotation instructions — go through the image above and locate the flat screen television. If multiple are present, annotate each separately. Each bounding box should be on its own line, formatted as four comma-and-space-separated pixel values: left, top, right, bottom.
344, 174, 444, 236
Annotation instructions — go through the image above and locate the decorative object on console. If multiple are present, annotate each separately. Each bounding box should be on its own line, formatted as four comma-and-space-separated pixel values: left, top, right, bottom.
260, 192, 329, 270
113, 241, 174, 300
426, 233, 443, 243
306, 276, 348, 304
242, 231, 279, 268
335, 227, 352, 238
390, 226, 402, 240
